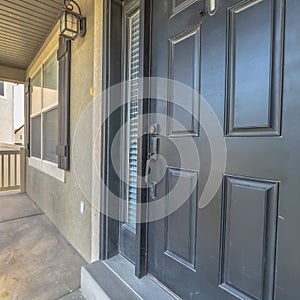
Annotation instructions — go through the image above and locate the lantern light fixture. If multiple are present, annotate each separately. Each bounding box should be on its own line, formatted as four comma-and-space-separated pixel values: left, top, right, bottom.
60, 0, 86, 40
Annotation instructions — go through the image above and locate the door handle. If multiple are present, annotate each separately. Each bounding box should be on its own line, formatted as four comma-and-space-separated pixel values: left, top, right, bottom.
150, 136, 159, 160
199, 0, 217, 16
208, 0, 216, 15
144, 127, 160, 185
144, 155, 157, 199
144, 136, 160, 184
144, 155, 151, 184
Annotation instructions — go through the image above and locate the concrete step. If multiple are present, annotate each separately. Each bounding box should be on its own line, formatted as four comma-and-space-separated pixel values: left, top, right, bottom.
81, 255, 178, 300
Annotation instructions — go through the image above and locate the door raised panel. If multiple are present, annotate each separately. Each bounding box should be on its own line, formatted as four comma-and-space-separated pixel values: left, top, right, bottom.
225, 0, 284, 136
168, 25, 201, 137
220, 175, 279, 300
170, 0, 199, 17
164, 168, 198, 270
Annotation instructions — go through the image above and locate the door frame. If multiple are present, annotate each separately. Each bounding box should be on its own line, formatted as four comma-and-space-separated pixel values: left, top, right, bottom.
100, 0, 152, 278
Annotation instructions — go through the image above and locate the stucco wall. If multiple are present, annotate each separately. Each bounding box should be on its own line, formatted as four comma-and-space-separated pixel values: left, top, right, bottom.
25, 0, 97, 262
0, 82, 14, 144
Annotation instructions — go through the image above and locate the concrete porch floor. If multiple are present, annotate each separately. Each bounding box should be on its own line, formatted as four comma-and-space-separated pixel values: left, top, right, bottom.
0, 193, 86, 300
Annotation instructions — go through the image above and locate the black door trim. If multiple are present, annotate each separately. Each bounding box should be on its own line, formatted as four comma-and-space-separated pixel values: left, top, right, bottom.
100, 0, 122, 261
135, 0, 152, 278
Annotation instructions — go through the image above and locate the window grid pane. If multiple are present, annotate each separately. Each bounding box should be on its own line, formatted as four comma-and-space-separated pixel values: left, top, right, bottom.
31, 115, 41, 158
31, 70, 42, 115
43, 52, 58, 108
43, 108, 58, 163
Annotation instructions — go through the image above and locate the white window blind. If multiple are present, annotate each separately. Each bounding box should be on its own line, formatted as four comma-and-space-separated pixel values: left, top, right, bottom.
126, 9, 140, 230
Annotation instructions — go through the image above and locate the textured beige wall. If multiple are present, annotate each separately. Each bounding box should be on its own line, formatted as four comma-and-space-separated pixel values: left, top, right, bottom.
91, 0, 103, 262
25, 0, 98, 262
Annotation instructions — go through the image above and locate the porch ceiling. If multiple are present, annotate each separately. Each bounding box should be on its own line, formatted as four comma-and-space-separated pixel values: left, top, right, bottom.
0, 0, 64, 71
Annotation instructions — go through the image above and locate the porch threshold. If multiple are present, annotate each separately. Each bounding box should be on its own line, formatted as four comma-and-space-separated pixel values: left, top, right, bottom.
81, 255, 177, 300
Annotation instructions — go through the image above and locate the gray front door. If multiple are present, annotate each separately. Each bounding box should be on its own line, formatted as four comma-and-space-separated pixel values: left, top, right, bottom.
147, 0, 300, 299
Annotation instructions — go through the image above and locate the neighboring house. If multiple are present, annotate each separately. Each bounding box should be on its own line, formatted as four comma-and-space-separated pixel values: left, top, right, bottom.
14, 84, 25, 135
14, 125, 24, 146
0, 81, 14, 144
0, 81, 24, 145
1, 0, 300, 299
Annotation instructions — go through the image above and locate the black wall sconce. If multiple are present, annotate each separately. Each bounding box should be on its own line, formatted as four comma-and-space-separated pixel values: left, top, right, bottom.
60, 0, 86, 40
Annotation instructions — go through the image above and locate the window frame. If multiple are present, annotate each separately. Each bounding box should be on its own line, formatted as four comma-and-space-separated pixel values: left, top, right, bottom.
119, 3, 141, 264
0, 81, 6, 99
28, 50, 65, 182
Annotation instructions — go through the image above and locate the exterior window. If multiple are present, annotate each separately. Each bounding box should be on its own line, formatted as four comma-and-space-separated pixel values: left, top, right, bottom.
30, 51, 58, 164
0, 81, 5, 98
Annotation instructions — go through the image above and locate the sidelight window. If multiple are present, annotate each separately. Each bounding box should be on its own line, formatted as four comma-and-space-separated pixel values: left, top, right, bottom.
124, 8, 140, 231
